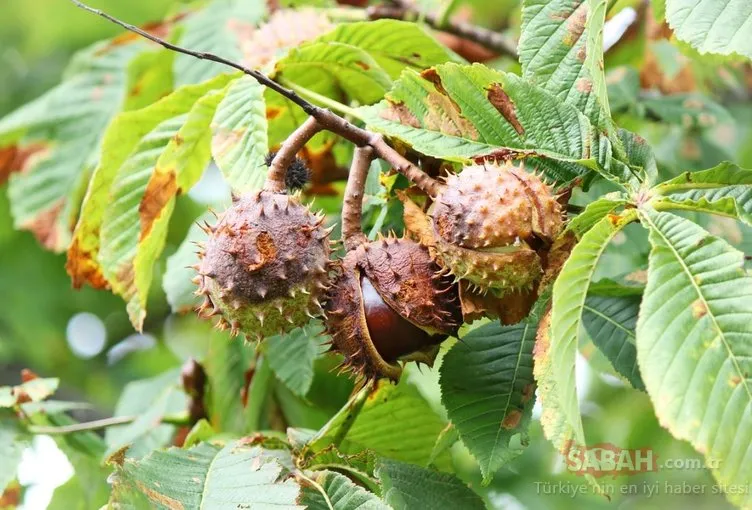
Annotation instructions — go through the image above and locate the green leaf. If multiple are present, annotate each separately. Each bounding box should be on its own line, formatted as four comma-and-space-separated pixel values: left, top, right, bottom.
360, 63, 639, 185
665, 0, 752, 59
110, 441, 301, 509
637, 209, 752, 508
275, 42, 393, 105
203, 332, 255, 434
653, 161, 752, 225
641, 93, 732, 129
540, 210, 637, 457
0, 377, 58, 407
211, 76, 269, 192
104, 369, 187, 459
566, 196, 627, 238
0, 416, 29, 494
99, 78, 231, 328
301, 470, 389, 510
519, 0, 612, 130
311, 380, 452, 470
175, 0, 266, 86
183, 419, 216, 448
376, 459, 485, 510
265, 322, 327, 398
163, 212, 214, 314
315, 20, 463, 79
68, 74, 230, 294
619, 128, 658, 185
582, 294, 644, 389
1, 42, 145, 251
439, 320, 537, 483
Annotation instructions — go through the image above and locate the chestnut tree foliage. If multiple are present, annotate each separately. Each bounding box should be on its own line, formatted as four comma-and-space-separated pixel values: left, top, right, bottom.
1, 0, 752, 508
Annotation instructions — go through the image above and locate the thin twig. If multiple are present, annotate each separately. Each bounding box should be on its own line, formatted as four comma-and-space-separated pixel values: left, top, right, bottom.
26, 414, 188, 435
366, 3, 517, 58
341, 146, 374, 250
69, 0, 441, 197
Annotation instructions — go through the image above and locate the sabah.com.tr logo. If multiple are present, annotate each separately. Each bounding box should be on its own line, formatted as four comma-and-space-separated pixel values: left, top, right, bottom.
562, 441, 720, 477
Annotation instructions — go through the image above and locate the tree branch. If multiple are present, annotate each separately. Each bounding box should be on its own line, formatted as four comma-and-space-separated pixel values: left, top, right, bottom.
341, 146, 374, 250
26, 414, 189, 435
69, 0, 441, 197
366, 3, 518, 58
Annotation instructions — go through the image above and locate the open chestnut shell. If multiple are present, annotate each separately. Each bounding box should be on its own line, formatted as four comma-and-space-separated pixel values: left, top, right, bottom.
324, 237, 462, 380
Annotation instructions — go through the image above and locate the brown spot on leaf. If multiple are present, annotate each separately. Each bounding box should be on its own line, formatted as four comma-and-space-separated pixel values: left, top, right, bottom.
266, 107, 282, 120
487, 83, 524, 136
380, 101, 421, 128
420, 68, 448, 96
136, 481, 185, 510
502, 409, 522, 429
424, 92, 479, 139
67, 237, 110, 290
23, 199, 64, 250
172, 134, 184, 146
563, 3, 588, 46
354, 61, 370, 70
576, 78, 593, 93
521, 383, 535, 403
730, 375, 743, 387
624, 269, 647, 284
0, 481, 21, 507
0, 142, 49, 185
139, 170, 178, 241
691, 299, 707, 319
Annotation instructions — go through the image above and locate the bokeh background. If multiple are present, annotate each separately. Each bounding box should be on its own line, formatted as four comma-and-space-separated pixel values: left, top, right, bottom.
1, 1, 750, 509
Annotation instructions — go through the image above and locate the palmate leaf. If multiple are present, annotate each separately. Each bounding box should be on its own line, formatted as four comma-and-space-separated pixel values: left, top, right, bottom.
519, 0, 612, 134
300, 470, 389, 510
211, 76, 269, 191
637, 209, 752, 508
110, 441, 301, 509
0, 41, 146, 251
582, 293, 644, 389
360, 63, 641, 186
375, 459, 485, 510
174, 0, 266, 86
439, 320, 537, 483
538, 210, 637, 464
665, 0, 752, 59
653, 161, 752, 226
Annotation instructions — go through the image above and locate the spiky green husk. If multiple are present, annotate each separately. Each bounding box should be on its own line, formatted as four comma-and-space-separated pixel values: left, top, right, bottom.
194, 190, 331, 341
431, 161, 562, 294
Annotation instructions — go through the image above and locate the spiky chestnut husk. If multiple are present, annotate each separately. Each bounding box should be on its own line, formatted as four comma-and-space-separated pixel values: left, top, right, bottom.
194, 191, 331, 340
324, 237, 462, 380
431, 161, 563, 294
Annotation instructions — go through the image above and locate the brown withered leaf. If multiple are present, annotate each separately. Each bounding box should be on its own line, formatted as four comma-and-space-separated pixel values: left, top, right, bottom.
67, 237, 110, 290
22, 199, 65, 251
458, 282, 537, 325
0, 143, 49, 185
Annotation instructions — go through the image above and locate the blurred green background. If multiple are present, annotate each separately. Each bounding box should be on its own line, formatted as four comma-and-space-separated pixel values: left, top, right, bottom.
0, 1, 747, 509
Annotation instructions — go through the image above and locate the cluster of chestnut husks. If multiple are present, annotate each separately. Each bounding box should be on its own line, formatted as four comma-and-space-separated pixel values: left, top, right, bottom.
324, 237, 461, 380
194, 190, 331, 341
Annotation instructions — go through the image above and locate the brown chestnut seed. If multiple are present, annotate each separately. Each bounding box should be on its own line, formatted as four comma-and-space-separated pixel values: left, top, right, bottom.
361, 276, 442, 362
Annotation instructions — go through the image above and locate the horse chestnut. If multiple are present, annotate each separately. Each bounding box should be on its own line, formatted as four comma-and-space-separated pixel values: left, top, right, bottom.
325, 237, 462, 380
430, 161, 563, 294
194, 190, 331, 340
